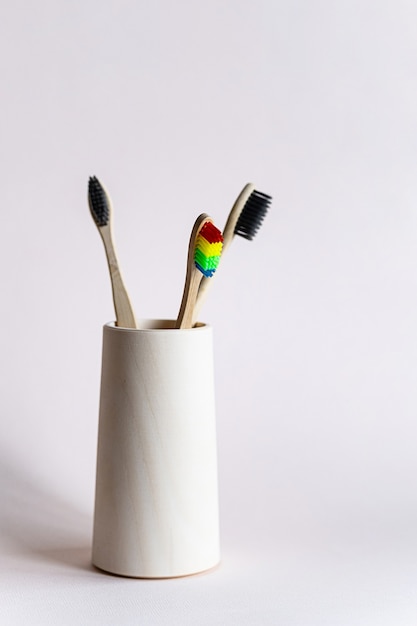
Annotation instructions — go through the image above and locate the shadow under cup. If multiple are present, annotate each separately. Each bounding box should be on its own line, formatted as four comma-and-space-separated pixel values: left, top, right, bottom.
92, 320, 220, 578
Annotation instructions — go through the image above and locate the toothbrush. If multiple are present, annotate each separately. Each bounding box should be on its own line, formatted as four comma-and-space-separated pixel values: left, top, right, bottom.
194, 183, 272, 318
88, 176, 138, 329
176, 214, 224, 329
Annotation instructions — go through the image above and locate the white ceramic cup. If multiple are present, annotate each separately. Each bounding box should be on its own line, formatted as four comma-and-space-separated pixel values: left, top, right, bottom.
92, 320, 220, 578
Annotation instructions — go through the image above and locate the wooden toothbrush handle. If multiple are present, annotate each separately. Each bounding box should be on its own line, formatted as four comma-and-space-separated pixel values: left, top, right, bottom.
194, 184, 255, 322
101, 226, 137, 329
176, 213, 210, 329
176, 269, 202, 329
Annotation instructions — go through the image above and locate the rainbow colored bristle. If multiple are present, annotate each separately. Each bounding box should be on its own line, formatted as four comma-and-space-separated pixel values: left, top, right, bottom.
194, 221, 224, 278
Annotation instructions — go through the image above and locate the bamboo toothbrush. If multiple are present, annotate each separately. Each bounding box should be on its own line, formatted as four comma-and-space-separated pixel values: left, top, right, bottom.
176, 214, 224, 329
194, 183, 272, 318
88, 176, 138, 329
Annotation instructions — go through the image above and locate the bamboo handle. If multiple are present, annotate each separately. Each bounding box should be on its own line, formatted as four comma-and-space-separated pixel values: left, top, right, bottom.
176, 214, 211, 329
100, 226, 138, 329
193, 183, 255, 322
176, 269, 203, 329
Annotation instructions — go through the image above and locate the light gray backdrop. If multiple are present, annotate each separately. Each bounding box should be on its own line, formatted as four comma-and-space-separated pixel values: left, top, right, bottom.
1, 1, 416, 624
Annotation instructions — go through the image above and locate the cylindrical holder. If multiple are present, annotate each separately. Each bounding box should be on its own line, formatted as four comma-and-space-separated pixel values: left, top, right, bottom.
92, 320, 220, 578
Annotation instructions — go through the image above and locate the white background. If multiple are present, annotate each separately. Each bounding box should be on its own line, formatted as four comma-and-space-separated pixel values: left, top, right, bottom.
1, 1, 417, 624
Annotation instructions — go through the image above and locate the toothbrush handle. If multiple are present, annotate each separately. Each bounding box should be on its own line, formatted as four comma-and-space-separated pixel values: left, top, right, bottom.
193, 184, 255, 323
176, 269, 202, 329
101, 226, 138, 329
193, 274, 211, 323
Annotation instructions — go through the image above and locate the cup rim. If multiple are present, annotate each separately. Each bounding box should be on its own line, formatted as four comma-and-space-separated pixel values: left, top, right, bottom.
104, 320, 210, 332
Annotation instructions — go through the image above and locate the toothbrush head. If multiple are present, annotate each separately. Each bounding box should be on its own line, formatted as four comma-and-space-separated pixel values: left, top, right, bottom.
194, 221, 224, 278
234, 189, 272, 241
88, 176, 110, 227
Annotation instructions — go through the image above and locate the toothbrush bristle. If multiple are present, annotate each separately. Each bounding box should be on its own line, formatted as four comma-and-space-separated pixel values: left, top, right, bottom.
194, 221, 223, 278
234, 189, 272, 241
88, 176, 110, 227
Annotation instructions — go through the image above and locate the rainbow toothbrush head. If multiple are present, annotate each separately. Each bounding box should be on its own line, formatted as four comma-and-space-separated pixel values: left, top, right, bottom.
176, 214, 223, 328
194, 221, 223, 278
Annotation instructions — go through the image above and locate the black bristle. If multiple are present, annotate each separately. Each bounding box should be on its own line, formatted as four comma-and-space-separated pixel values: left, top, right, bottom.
234, 189, 272, 241
88, 176, 110, 227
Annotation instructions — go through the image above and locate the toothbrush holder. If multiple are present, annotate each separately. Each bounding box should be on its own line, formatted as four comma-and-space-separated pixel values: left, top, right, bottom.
92, 320, 220, 578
